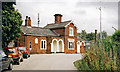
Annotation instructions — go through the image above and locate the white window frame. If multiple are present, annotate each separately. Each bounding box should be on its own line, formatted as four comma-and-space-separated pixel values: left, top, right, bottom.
68, 38, 74, 50
40, 40, 46, 50
69, 27, 74, 36
35, 38, 38, 44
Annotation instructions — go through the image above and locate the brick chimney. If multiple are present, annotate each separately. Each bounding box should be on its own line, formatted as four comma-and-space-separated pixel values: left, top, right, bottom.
54, 14, 62, 24
25, 16, 31, 26
28, 17, 31, 26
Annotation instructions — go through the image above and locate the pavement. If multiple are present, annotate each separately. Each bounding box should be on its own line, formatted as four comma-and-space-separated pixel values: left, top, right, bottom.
12, 53, 83, 70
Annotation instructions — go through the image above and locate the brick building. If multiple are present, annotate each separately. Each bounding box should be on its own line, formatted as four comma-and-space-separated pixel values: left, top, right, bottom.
17, 14, 85, 54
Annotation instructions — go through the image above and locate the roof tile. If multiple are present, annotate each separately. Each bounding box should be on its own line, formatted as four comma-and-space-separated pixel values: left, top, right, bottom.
21, 25, 58, 36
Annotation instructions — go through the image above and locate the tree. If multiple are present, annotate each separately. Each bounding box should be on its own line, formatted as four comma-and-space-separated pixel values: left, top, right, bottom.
86, 32, 95, 41
112, 30, 120, 42
112, 30, 120, 70
78, 30, 95, 41
79, 30, 87, 40
2, 2, 23, 48
97, 31, 107, 40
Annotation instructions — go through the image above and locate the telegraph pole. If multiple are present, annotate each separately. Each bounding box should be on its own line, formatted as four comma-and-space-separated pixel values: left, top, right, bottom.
99, 3, 102, 42
99, 7, 102, 41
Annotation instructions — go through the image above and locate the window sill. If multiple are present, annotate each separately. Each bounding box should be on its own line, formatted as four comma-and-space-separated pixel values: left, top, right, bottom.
69, 35, 74, 36
40, 48, 46, 50
68, 48, 74, 50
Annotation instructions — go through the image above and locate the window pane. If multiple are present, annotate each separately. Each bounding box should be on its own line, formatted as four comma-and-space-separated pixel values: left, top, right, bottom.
41, 41, 43, 48
69, 27, 74, 36
30, 42, 31, 48
19, 47, 26, 51
72, 29, 73, 35
8, 49, 16, 53
68, 42, 74, 49
70, 42, 71, 48
44, 41, 46, 49
69, 42, 70, 48
35, 38, 38, 43
72, 42, 74, 48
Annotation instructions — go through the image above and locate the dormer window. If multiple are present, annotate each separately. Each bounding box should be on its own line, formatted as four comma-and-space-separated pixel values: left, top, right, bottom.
69, 27, 74, 36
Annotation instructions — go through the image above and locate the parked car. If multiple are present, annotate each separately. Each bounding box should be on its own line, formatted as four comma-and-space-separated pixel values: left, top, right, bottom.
0, 49, 13, 71
17, 47, 30, 58
5, 47, 23, 65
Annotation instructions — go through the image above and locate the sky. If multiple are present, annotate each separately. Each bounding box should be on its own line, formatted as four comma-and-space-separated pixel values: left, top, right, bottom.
14, 0, 119, 35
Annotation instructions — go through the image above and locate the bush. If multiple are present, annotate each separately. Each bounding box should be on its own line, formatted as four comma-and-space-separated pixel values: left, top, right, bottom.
74, 31, 120, 71
74, 43, 114, 70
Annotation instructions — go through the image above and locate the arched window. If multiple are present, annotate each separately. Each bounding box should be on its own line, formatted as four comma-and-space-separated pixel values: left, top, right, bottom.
35, 38, 38, 44
69, 27, 74, 36
29, 42, 32, 50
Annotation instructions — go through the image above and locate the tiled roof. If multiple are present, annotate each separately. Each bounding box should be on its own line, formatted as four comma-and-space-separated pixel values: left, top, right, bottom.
20, 25, 58, 36
44, 20, 71, 29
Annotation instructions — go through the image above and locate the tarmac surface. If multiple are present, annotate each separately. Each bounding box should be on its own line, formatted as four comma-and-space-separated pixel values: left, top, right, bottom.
4, 53, 83, 71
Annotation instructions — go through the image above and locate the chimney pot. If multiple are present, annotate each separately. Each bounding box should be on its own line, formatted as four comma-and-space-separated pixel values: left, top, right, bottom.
26, 16, 28, 18
29, 17, 31, 20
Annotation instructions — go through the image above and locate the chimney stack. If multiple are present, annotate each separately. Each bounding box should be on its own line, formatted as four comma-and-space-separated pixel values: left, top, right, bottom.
54, 14, 62, 24
28, 17, 31, 26
25, 16, 31, 26
95, 29, 97, 43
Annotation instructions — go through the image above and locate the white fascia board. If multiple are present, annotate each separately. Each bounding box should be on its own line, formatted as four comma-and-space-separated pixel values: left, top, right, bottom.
65, 20, 77, 28
65, 21, 73, 28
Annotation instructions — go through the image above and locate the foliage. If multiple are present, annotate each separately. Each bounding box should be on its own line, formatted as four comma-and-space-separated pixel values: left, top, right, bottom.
77, 30, 95, 41
97, 31, 107, 39
78, 30, 107, 41
86, 32, 95, 41
79, 30, 87, 40
112, 30, 120, 42
2, 2, 23, 48
74, 44, 115, 70
112, 30, 120, 70
74, 30, 120, 71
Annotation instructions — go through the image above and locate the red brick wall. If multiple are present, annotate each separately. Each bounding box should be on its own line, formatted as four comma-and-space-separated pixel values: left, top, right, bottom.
19, 23, 77, 54
64, 23, 77, 54
80, 42, 85, 53
52, 28, 65, 35
38, 37, 47, 54
19, 35, 48, 54
47, 36, 65, 53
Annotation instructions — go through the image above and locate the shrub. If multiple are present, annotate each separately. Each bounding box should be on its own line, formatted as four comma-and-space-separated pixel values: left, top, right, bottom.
74, 43, 117, 70
74, 31, 120, 71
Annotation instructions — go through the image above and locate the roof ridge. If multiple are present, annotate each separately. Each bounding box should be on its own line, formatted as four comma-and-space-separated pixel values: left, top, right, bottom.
32, 26, 43, 28
47, 20, 71, 25
21, 25, 44, 29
